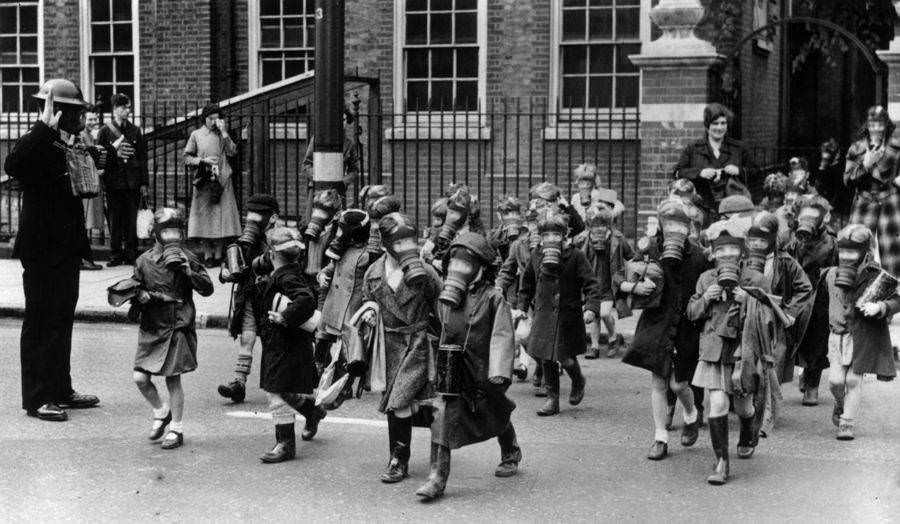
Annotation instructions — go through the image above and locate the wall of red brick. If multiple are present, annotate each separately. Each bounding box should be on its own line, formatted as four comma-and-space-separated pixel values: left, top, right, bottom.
736, 3, 782, 155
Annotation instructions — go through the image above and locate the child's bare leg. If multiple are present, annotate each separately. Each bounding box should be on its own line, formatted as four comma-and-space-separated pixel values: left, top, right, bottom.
166, 375, 185, 424
133, 371, 162, 409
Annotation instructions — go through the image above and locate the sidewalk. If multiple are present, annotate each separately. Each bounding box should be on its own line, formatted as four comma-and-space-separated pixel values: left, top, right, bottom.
0, 258, 234, 328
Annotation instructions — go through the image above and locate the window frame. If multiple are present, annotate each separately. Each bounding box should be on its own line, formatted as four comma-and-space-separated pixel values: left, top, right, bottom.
79, 0, 140, 115
0, 0, 44, 120
248, 0, 316, 90
548, 0, 649, 123
392, 0, 487, 128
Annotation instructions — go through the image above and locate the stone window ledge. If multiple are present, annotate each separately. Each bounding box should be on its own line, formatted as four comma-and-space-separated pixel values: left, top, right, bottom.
542, 124, 641, 141
386, 126, 492, 141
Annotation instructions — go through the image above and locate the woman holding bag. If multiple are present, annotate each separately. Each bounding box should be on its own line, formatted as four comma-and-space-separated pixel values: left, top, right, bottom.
184, 103, 241, 267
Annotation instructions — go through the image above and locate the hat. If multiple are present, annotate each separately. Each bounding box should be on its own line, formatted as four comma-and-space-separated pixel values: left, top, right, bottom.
153, 207, 184, 230
748, 211, 779, 240
537, 208, 569, 234
368, 195, 402, 220
107, 278, 142, 307
266, 226, 304, 253
837, 224, 875, 253
32, 79, 90, 108
450, 232, 496, 265
718, 195, 755, 215
338, 208, 369, 229
246, 194, 279, 214
595, 188, 618, 206
705, 215, 751, 242
200, 103, 221, 120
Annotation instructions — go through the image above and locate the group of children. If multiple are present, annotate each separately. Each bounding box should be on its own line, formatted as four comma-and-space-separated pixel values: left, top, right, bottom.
108, 158, 897, 496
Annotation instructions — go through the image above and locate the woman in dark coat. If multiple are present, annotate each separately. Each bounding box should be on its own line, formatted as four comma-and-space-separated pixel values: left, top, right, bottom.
674, 103, 755, 223
517, 209, 603, 417
415, 232, 520, 500
254, 227, 326, 463
844, 105, 900, 278
620, 199, 710, 461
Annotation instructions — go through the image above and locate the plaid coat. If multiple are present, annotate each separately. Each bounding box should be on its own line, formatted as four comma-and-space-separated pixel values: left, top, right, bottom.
845, 137, 900, 277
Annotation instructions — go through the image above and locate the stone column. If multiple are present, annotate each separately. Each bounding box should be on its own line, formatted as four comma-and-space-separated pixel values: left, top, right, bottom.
876, 1, 900, 116
629, 0, 723, 230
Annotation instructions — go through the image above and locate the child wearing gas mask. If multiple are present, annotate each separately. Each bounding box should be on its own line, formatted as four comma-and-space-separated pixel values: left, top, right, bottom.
130, 208, 213, 450
570, 163, 600, 221
428, 184, 484, 266
517, 207, 603, 416
217, 194, 280, 404
784, 195, 837, 405
529, 181, 586, 237
253, 227, 326, 463
488, 196, 526, 277
621, 199, 709, 461
304, 189, 343, 278
824, 224, 899, 441
359, 213, 443, 484
315, 209, 374, 377
414, 232, 520, 501
576, 205, 633, 359
364, 191, 402, 261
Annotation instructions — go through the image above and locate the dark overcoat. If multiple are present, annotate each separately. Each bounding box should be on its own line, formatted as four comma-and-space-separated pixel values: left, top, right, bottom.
319, 244, 371, 337
766, 252, 814, 382
674, 137, 754, 219
574, 229, 634, 317
434, 284, 516, 450
228, 236, 268, 337
785, 234, 837, 370
96, 120, 148, 191
495, 236, 532, 304
517, 246, 602, 361
255, 262, 320, 393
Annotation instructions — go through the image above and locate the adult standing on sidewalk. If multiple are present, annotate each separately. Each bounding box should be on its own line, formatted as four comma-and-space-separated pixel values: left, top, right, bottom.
79, 105, 105, 271
4, 79, 111, 421
97, 93, 148, 267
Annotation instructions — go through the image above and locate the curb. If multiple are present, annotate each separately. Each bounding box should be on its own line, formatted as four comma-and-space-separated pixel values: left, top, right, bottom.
0, 306, 229, 329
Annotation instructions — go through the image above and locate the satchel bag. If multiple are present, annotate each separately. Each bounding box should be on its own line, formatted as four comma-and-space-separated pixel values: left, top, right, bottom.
136, 196, 153, 239
66, 143, 101, 198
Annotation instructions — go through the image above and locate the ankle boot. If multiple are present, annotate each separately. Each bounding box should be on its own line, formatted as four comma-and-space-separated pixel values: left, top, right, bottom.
537, 362, 560, 416
707, 416, 730, 485
802, 387, 819, 406
261, 424, 296, 463
737, 415, 758, 459
495, 425, 522, 477
416, 443, 451, 500
563, 360, 586, 406
381, 442, 410, 483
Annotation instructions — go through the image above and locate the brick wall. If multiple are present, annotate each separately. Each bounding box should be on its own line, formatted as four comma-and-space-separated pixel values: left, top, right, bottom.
736, 2, 782, 154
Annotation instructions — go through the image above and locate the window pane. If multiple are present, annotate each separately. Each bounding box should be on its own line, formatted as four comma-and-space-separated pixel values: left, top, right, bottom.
113, 23, 132, 51
615, 76, 639, 107
91, 0, 110, 21
115, 55, 133, 81
0, 7, 16, 33
589, 0, 612, 5
94, 85, 113, 111
456, 0, 476, 9
2, 85, 19, 112
305, 0, 315, 14
563, 0, 585, 6
20, 5, 37, 32
616, 43, 640, 73
562, 45, 586, 74
283, 17, 303, 47
260, 0, 279, 16
406, 14, 427, 45
283, 0, 303, 15
432, 48, 452, 77
562, 10, 584, 41
407, 0, 427, 11
430, 0, 452, 10
617, 0, 640, 5
262, 59, 282, 85
588, 8, 612, 40
112, 0, 131, 21
406, 49, 428, 78
20, 36, 37, 62
431, 13, 452, 44
22, 67, 38, 82
456, 47, 478, 77
306, 22, 314, 45
285, 57, 305, 77
0, 37, 16, 64
261, 20, 281, 47
431, 81, 452, 109
455, 12, 476, 43
588, 76, 611, 108
406, 81, 428, 109
561, 77, 585, 108
589, 44, 613, 73
455, 81, 477, 110
616, 7, 639, 40
94, 56, 113, 82
0, 68, 16, 82
91, 25, 110, 52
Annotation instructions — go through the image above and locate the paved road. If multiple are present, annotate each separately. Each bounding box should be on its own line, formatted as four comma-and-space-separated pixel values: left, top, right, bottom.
0, 319, 897, 523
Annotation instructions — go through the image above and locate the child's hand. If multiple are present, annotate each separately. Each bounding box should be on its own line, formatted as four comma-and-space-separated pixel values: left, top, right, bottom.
510, 308, 525, 321
268, 311, 286, 325
703, 284, 723, 301
361, 310, 377, 327
136, 290, 151, 304
583, 310, 596, 325
732, 287, 747, 304
859, 301, 886, 318
632, 280, 656, 296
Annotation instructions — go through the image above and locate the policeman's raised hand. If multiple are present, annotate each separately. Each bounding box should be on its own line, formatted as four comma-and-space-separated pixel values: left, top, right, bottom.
40, 91, 62, 130
703, 284, 723, 301
583, 310, 596, 325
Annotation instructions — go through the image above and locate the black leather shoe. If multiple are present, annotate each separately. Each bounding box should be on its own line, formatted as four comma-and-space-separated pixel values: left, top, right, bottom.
56, 392, 99, 409
217, 380, 246, 403
380, 457, 409, 483
81, 260, 103, 271
584, 347, 600, 360
301, 405, 327, 441
161, 431, 183, 450
149, 411, 172, 440
647, 441, 668, 460
106, 258, 124, 268
27, 403, 68, 422
681, 420, 699, 447
606, 334, 624, 358
569, 376, 585, 406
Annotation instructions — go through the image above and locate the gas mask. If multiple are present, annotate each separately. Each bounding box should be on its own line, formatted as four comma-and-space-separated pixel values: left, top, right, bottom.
589, 225, 610, 251
744, 232, 772, 273
835, 241, 866, 289
577, 180, 594, 207
325, 209, 370, 261
366, 195, 401, 256
156, 228, 186, 268
539, 230, 564, 274
439, 247, 483, 308
659, 216, 690, 262
499, 212, 524, 241
713, 239, 743, 291
237, 211, 272, 247
304, 189, 342, 241
795, 206, 824, 243
526, 221, 540, 250
381, 214, 427, 286
436, 193, 470, 251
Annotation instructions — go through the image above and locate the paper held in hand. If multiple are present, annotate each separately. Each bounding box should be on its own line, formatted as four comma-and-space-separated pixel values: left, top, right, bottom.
740, 286, 792, 327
